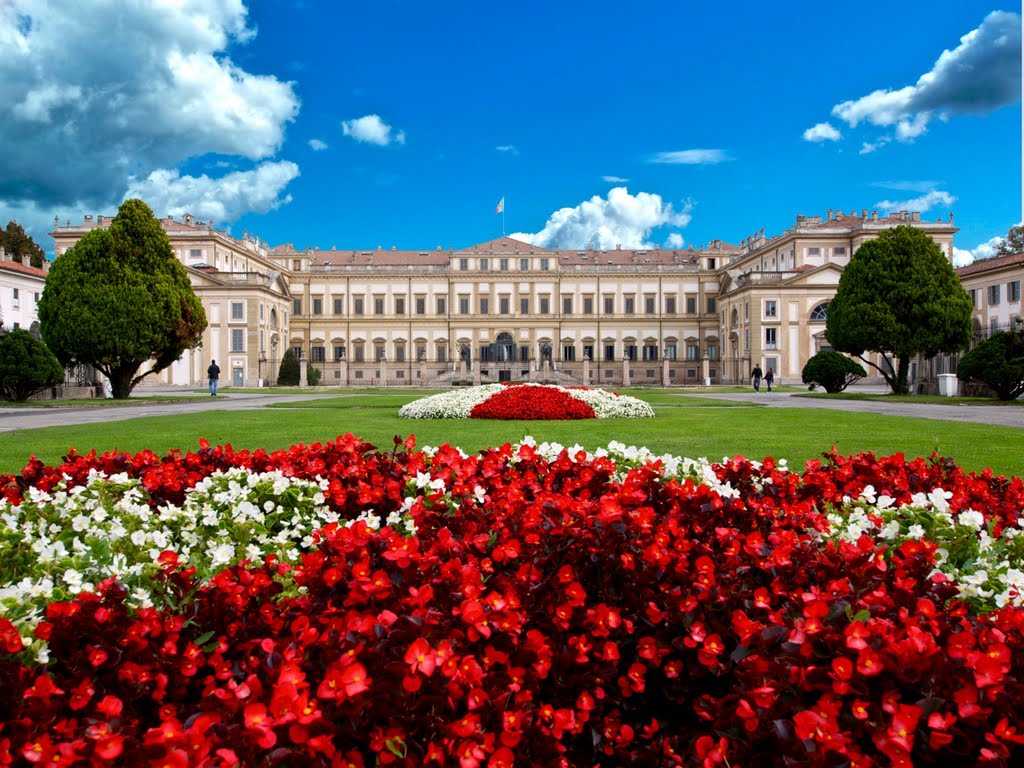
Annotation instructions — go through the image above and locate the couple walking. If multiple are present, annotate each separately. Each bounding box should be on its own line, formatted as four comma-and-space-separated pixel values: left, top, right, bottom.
751, 364, 774, 393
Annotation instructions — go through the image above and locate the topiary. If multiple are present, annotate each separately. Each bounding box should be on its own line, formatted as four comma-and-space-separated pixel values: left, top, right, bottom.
957, 329, 1024, 401
801, 350, 867, 393
277, 348, 300, 386
0, 329, 65, 401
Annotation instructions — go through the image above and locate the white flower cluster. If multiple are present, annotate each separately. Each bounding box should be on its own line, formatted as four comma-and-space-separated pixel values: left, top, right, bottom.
823, 485, 1024, 612
0, 467, 416, 652
398, 383, 655, 419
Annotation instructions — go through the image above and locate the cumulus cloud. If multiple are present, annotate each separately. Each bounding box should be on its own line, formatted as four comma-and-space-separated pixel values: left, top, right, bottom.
496, 145, 518, 154
650, 149, 731, 165
953, 233, 1005, 267
802, 122, 841, 142
0, 0, 300, 218
830, 11, 1021, 146
665, 232, 685, 249
308, 139, 328, 151
510, 187, 692, 250
602, 175, 629, 183
341, 114, 406, 146
125, 161, 301, 225
873, 189, 956, 214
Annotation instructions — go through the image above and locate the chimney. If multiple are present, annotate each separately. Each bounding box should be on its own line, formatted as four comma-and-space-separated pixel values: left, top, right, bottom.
861, 209, 867, 218
911, 212, 920, 222
616, 244, 621, 250
900, 211, 908, 221
436, 245, 442, 251
826, 208, 833, 221
0, 246, 5, 261
872, 210, 878, 220
97, 215, 104, 224
84, 215, 93, 223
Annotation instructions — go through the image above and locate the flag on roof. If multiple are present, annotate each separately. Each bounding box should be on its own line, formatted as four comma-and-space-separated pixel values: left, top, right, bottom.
495, 197, 504, 214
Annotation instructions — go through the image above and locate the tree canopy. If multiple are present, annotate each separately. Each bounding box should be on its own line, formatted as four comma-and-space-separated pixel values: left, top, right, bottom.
957, 327, 1024, 401
995, 224, 1024, 257
0, 329, 64, 401
38, 199, 207, 399
801, 350, 867, 393
825, 225, 972, 394
0, 220, 46, 269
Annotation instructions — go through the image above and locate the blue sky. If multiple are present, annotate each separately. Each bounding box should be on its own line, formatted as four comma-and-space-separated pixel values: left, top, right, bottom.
0, 1, 1020, 264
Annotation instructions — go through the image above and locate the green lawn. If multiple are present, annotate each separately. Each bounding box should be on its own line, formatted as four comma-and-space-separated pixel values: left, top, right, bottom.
1, 391, 1021, 478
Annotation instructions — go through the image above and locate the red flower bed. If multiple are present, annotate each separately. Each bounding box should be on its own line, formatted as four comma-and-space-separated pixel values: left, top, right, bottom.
469, 384, 596, 420
1, 440, 1024, 766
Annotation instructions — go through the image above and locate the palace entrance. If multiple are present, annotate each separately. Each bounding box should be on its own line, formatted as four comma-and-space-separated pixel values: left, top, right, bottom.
493, 332, 515, 382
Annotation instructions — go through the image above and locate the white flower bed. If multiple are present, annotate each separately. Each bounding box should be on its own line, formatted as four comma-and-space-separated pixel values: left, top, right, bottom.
398, 383, 655, 419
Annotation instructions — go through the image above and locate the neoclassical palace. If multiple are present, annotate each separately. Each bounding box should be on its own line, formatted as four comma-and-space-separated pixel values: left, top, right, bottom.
50, 207, 978, 389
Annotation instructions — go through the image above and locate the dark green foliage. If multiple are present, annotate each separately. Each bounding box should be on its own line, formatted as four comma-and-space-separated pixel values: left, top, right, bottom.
995, 224, 1024, 257
957, 329, 1024, 401
38, 199, 207, 399
0, 329, 64, 401
307, 366, 322, 386
0, 221, 46, 269
278, 349, 300, 386
801, 350, 867, 393
826, 225, 972, 394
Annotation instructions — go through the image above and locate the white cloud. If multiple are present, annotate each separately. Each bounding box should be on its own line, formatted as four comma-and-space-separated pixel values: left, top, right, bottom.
602, 175, 629, 183
650, 149, 731, 165
0, 1, 300, 210
859, 137, 891, 155
496, 145, 518, 154
125, 161, 300, 225
308, 139, 328, 151
665, 233, 685, 249
953, 233, 1004, 267
871, 180, 941, 193
510, 187, 692, 250
873, 189, 956, 214
802, 122, 841, 142
830, 11, 1021, 146
341, 114, 406, 146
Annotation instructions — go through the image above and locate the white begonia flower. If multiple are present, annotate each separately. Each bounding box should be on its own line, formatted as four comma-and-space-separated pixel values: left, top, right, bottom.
906, 524, 926, 539
958, 510, 986, 530
71, 514, 91, 532
880, 520, 901, 540
860, 485, 877, 504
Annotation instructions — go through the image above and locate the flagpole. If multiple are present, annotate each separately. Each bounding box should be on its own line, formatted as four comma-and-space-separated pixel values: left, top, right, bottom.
502, 196, 505, 236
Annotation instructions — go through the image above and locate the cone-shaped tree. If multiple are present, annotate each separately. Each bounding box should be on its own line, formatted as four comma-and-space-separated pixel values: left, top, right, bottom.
0, 329, 64, 401
38, 199, 207, 399
825, 225, 972, 394
277, 348, 300, 385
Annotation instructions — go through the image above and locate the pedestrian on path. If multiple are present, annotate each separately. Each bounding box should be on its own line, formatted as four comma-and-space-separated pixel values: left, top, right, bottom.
207, 360, 221, 396
765, 367, 774, 393
751, 364, 763, 392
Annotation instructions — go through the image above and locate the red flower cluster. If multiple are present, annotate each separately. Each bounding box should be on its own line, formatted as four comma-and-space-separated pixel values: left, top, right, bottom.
470, 385, 595, 420
1, 440, 1024, 766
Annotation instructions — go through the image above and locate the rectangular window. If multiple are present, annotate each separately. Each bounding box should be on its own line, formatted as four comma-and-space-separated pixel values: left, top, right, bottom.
310, 346, 325, 363
833, 247, 846, 255
765, 328, 777, 349
480, 297, 489, 315
707, 344, 719, 360
394, 297, 405, 315
354, 344, 365, 363
436, 297, 447, 315
520, 297, 529, 315
374, 297, 385, 315
395, 345, 406, 363
375, 344, 386, 361
665, 296, 676, 314
1009, 280, 1021, 302
230, 328, 244, 352
583, 297, 594, 315
259, 303, 264, 320
539, 296, 550, 315
436, 343, 447, 362
645, 296, 656, 314
312, 298, 323, 315
459, 258, 469, 271
416, 343, 426, 361
604, 295, 614, 314
744, 302, 749, 320
292, 260, 301, 271
562, 345, 576, 362
292, 298, 302, 315
334, 344, 346, 361
707, 297, 716, 313
500, 258, 509, 271
707, 257, 716, 270
642, 344, 658, 361
354, 297, 364, 315
684, 296, 695, 314
562, 296, 572, 315
499, 296, 510, 315
624, 297, 635, 314
479, 258, 488, 271
520, 258, 529, 271
665, 344, 677, 361
968, 289, 976, 307
459, 296, 470, 315
231, 301, 244, 320
808, 247, 821, 255
989, 285, 1001, 305
540, 258, 549, 271
415, 297, 425, 315
626, 344, 638, 361
604, 344, 615, 362
686, 343, 699, 361
583, 344, 594, 360
190, 248, 202, 259
765, 300, 777, 318
333, 298, 344, 315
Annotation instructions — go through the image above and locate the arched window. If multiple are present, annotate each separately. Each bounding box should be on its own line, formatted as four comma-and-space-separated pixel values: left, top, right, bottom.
810, 302, 829, 321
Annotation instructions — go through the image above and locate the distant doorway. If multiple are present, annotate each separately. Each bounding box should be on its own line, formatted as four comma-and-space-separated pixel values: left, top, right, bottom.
494, 332, 515, 381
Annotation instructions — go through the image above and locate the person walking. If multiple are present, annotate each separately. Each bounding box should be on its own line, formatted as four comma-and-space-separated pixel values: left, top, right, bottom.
751, 364, 763, 392
207, 359, 221, 396
765, 367, 774, 393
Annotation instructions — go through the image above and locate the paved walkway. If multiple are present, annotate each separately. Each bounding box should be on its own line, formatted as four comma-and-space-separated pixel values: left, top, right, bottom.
0, 386, 1021, 432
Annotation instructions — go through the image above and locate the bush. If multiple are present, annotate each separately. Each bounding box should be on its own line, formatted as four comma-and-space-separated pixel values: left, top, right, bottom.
277, 348, 300, 386
0, 328, 64, 401
307, 365, 322, 386
801, 350, 867, 393
957, 329, 1024, 400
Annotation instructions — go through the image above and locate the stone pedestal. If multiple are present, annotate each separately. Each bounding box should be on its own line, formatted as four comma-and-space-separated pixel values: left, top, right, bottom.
662, 357, 670, 386
702, 355, 711, 386
542, 359, 551, 382
418, 360, 426, 384
529, 360, 537, 382
299, 359, 308, 388
339, 359, 348, 387
472, 361, 481, 386
458, 359, 467, 380
622, 358, 631, 387
582, 357, 590, 385
378, 358, 388, 386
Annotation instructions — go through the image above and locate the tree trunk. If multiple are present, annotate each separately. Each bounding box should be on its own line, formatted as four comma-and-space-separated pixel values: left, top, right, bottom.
892, 356, 911, 395
109, 365, 137, 399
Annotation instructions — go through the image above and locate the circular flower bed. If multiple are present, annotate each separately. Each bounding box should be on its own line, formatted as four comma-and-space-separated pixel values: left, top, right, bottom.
398, 383, 655, 419
0, 438, 1023, 765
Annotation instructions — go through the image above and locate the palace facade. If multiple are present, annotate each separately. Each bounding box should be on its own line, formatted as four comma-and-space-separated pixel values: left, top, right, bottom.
50, 207, 969, 389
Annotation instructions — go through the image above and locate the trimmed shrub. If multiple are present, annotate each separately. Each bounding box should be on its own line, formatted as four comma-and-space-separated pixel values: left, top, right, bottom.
307, 365, 322, 386
0, 328, 64, 401
802, 350, 867, 393
277, 348, 300, 386
957, 330, 1024, 401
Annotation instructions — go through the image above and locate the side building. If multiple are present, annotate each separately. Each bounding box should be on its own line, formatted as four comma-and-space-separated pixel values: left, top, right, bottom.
50, 207, 958, 388
0, 247, 48, 332
956, 252, 1024, 339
